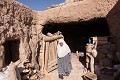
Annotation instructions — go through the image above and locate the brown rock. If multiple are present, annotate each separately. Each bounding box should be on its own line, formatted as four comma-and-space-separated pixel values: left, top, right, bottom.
96, 53, 106, 60
99, 58, 113, 68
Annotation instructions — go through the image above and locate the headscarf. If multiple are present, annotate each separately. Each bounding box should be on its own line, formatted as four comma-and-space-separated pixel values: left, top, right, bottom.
57, 38, 71, 58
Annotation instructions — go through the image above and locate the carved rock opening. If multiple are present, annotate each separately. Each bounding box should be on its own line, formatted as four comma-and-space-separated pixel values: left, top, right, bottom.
42, 18, 110, 52
3, 39, 20, 66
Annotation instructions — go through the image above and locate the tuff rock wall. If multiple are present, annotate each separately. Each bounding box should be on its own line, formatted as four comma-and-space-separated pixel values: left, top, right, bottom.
107, 0, 120, 52
36, 0, 118, 24
0, 0, 40, 68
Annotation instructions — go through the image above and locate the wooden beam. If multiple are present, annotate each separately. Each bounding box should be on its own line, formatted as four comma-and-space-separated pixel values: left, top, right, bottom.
44, 35, 63, 42
84, 72, 97, 80
44, 42, 49, 70
41, 39, 45, 74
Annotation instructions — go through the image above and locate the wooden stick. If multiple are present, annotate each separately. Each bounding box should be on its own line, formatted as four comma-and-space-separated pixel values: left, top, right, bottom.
44, 69, 52, 80
44, 42, 49, 70
49, 42, 54, 60
54, 40, 58, 59
41, 38, 45, 74
44, 35, 63, 42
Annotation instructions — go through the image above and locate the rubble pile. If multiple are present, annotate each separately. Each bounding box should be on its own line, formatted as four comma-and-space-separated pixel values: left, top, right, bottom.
96, 43, 116, 68
95, 43, 120, 79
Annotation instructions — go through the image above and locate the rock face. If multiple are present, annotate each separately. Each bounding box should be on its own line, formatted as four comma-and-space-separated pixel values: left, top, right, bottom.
0, 0, 38, 68
96, 43, 116, 67
36, 0, 118, 24
107, 0, 120, 52
65, 0, 82, 3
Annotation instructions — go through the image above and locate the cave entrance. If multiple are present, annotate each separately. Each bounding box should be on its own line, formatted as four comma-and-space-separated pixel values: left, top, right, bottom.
3, 40, 20, 66
42, 18, 110, 53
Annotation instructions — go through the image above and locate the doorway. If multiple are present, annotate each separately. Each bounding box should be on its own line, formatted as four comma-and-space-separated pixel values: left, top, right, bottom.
3, 40, 20, 66
42, 18, 110, 53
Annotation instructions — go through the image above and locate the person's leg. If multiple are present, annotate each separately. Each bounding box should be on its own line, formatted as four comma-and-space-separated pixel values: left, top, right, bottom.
64, 54, 72, 76
68, 53, 73, 71
57, 58, 64, 79
86, 55, 89, 69
90, 56, 94, 73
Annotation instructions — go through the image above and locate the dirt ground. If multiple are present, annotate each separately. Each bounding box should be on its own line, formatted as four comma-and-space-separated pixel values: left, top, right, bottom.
42, 54, 85, 80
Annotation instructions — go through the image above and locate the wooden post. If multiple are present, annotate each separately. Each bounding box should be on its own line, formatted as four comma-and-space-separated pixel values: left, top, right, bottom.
50, 40, 57, 60
44, 42, 49, 70
52, 41, 56, 60
54, 38, 58, 58
41, 38, 45, 74
49, 41, 54, 61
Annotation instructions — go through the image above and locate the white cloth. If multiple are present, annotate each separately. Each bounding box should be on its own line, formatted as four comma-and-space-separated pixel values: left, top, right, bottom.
57, 39, 71, 58
0, 66, 10, 80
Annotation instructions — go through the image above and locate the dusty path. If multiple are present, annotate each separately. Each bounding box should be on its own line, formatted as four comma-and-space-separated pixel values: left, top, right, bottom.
42, 54, 85, 80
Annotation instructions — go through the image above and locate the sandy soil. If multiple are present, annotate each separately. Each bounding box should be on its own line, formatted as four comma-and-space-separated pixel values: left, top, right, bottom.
42, 54, 85, 80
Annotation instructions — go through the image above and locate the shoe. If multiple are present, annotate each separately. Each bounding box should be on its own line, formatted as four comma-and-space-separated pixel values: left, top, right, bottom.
59, 74, 64, 79
65, 72, 70, 76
